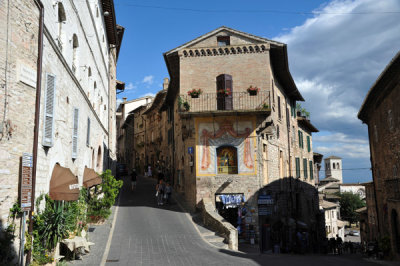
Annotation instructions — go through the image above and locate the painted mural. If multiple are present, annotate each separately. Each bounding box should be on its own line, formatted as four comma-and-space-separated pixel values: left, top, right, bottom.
196, 119, 255, 175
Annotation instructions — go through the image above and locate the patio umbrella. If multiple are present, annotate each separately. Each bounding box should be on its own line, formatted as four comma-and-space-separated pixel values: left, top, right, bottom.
49, 164, 79, 201
83, 167, 102, 188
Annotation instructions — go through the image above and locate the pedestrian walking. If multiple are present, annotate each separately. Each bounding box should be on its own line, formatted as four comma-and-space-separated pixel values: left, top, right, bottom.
148, 165, 152, 178
165, 183, 172, 204
131, 169, 137, 191
156, 179, 164, 205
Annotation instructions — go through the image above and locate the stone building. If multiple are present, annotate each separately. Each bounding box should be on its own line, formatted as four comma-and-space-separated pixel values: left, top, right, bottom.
0, 0, 123, 255
320, 199, 345, 240
359, 182, 378, 244
162, 26, 321, 251
116, 96, 153, 164
358, 50, 400, 258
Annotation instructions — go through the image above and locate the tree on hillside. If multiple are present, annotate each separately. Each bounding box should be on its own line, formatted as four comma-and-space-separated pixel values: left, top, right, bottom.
337, 192, 366, 224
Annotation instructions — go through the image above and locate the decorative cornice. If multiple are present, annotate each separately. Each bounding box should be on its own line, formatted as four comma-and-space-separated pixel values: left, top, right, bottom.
179, 43, 270, 58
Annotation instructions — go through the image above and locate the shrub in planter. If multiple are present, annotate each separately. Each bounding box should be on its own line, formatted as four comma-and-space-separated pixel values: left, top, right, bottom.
86, 170, 122, 223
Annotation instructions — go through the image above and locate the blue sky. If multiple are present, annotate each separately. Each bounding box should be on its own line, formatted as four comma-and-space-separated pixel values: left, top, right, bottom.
114, 0, 400, 183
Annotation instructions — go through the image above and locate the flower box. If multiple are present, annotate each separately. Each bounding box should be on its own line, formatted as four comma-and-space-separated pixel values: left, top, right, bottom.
187, 88, 203, 98
247, 86, 260, 96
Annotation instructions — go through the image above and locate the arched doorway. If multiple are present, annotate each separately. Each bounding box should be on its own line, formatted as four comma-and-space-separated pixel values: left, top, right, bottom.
217, 146, 238, 174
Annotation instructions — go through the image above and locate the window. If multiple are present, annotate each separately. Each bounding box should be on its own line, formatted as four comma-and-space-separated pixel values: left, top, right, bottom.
337, 163, 340, 169
303, 158, 308, 179
279, 151, 284, 178
333, 163, 336, 169
72, 34, 79, 74
298, 130, 303, 148
277, 125, 280, 139
310, 161, 313, 180
86, 118, 91, 146
217, 146, 238, 174
217, 36, 230, 46
97, 146, 101, 170
307, 136, 311, 152
295, 157, 300, 178
216, 74, 233, 110
72, 108, 79, 159
290, 100, 296, 117
88, 67, 92, 77
57, 3, 66, 50
272, 80, 275, 104
43, 74, 56, 147
263, 144, 267, 153
278, 96, 281, 119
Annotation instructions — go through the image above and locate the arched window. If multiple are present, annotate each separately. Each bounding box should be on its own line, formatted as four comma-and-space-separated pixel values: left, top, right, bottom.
333, 163, 336, 169
337, 163, 340, 169
217, 146, 238, 174
57, 3, 66, 50
72, 34, 79, 74
216, 74, 233, 110
94, 81, 97, 90
97, 146, 102, 170
92, 149, 95, 168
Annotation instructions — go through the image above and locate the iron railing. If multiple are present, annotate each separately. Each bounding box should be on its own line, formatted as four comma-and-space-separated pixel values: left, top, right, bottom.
179, 91, 270, 113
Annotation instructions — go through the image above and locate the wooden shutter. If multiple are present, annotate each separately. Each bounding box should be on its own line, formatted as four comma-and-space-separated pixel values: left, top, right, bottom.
310, 161, 313, 180
72, 108, 79, 159
303, 158, 308, 179
216, 74, 232, 110
307, 136, 311, 152
295, 158, 300, 178
86, 117, 91, 146
42, 74, 56, 147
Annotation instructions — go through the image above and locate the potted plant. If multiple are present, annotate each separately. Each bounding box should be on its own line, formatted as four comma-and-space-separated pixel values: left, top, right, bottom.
183, 101, 190, 111
247, 85, 260, 96
187, 88, 203, 98
217, 88, 232, 96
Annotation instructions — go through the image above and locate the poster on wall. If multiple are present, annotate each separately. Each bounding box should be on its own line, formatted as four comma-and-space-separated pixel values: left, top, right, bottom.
197, 119, 256, 175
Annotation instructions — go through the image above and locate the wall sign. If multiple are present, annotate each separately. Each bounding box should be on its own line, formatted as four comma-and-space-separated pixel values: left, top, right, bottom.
188, 147, 194, 154
21, 153, 33, 211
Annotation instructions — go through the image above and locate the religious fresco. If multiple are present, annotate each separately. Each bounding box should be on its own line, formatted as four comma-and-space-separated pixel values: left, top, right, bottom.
196, 118, 256, 175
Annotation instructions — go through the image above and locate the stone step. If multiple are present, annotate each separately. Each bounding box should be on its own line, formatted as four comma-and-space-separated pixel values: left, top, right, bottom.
204, 234, 226, 243
209, 241, 229, 249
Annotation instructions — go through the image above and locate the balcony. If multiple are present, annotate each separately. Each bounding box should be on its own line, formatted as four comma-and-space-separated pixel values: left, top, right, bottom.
385, 178, 400, 201
178, 91, 271, 116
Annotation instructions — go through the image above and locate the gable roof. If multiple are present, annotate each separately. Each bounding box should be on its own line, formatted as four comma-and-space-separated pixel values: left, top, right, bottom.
164, 26, 284, 56
163, 26, 304, 101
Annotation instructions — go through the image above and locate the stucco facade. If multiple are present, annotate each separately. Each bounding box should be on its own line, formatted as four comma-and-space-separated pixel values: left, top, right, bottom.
162, 27, 321, 251
0, 0, 123, 255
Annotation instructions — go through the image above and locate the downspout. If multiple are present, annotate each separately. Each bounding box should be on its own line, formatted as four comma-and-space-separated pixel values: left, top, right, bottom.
27, 0, 44, 263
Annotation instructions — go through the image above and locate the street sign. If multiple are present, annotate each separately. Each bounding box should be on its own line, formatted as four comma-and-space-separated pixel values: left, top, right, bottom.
258, 194, 274, 205
188, 147, 194, 154
21, 153, 33, 211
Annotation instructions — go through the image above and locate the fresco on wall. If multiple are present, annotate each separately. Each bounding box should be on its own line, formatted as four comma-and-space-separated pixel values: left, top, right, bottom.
197, 120, 255, 175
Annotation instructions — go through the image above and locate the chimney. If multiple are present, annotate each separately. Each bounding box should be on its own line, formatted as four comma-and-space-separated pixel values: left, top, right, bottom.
122, 97, 127, 102
163, 78, 169, 90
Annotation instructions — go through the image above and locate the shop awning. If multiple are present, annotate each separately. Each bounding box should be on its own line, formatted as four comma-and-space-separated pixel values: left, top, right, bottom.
49, 164, 79, 201
83, 167, 102, 188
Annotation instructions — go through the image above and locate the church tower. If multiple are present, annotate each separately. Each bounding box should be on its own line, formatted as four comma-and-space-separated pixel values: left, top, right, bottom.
324, 156, 343, 183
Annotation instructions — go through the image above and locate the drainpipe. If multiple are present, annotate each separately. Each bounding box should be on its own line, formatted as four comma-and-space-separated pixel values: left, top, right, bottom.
26, 0, 44, 264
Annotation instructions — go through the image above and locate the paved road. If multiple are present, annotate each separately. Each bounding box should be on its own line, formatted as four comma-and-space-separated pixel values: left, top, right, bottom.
105, 176, 392, 266
106, 176, 256, 266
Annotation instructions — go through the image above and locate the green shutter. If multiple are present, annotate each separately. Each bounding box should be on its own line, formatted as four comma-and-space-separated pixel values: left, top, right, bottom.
310, 161, 314, 180
307, 136, 311, 152
303, 158, 308, 179
295, 158, 300, 178
298, 130, 301, 147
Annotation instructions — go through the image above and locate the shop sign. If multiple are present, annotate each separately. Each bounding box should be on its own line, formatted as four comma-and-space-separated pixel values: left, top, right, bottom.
258, 206, 273, 216
21, 153, 33, 211
188, 147, 194, 154
258, 194, 274, 205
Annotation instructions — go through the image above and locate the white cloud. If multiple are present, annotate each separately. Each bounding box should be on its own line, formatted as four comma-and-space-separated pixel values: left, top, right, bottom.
116, 98, 123, 109
142, 75, 154, 85
139, 92, 156, 98
125, 82, 137, 91
273, 0, 400, 173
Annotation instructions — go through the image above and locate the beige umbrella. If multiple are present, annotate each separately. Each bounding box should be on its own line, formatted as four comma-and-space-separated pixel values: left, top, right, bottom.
83, 167, 102, 188
49, 164, 79, 201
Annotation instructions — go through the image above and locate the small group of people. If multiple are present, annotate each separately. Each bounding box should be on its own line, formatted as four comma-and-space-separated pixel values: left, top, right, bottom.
155, 178, 172, 206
